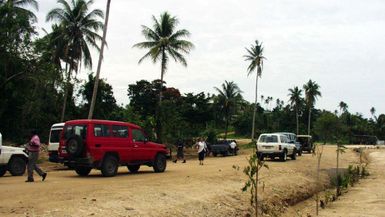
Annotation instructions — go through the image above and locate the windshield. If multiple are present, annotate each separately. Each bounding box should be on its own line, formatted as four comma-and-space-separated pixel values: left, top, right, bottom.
63, 125, 87, 140
50, 129, 62, 143
259, 135, 278, 143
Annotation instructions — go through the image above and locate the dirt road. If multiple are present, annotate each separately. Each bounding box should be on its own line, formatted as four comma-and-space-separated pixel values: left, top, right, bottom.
319, 149, 385, 217
0, 146, 359, 217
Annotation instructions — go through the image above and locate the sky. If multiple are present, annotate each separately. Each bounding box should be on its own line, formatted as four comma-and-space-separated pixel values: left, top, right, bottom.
35, 0, 385, 118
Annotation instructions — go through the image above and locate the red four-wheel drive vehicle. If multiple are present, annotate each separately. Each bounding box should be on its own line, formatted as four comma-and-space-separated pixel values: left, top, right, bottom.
58, 119, 169, 177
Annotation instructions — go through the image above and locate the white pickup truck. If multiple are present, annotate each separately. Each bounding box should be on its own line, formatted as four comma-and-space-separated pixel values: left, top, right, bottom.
0, 132, 29, 177
256, 133, 297, 161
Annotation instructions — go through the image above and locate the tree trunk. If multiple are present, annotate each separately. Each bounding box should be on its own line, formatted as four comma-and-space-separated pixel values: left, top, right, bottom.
308, 107, 311, 135
60, 63, 70, 122
296, 106, 299, 135
88, 0, 111, 119
336, 146, 340, 196
251, 74, 259, 141
156, 48, 166, 143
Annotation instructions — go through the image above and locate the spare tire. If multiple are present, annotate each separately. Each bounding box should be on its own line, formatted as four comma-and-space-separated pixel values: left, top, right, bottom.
66, 135, 84, 157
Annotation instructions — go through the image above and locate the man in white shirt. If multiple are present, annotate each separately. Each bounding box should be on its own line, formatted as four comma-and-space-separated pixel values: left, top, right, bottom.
229, 140, 237, 155
196, 138, 207, 165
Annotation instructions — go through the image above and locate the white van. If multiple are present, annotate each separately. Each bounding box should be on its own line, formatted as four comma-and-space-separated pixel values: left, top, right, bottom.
48, 123, 65, 162
0, 132, 29, 177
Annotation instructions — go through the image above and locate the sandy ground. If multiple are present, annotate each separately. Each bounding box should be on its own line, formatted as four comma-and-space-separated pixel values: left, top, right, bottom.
318, 149, 385, 217
0, 146, 361, 217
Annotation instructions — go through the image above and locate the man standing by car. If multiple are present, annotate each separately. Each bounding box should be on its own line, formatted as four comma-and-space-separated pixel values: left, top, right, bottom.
26, 130, 47, 182
229, 140, 237, 155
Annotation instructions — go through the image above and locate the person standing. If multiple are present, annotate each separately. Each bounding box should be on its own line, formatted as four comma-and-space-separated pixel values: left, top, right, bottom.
173, 139, 186, 163
26, 130, 47, 182
196, 138, 207, 165
229, 140, 237, 155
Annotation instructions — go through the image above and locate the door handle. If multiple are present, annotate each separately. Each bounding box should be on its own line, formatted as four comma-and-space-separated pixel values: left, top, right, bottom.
95, 144, 101, 147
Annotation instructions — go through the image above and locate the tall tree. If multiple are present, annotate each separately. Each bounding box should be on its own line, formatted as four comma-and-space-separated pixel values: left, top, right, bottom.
88, 0, 110, 119
214, 80, 242, 140
303, 79, 321, 136
244, 40, 265, 141
46, 0, 104, 121
133, 11, 194, 142
288, 86, 303, 135
339, 101, 348, 114
0, 0, 38, 21
370, 107, 376, 120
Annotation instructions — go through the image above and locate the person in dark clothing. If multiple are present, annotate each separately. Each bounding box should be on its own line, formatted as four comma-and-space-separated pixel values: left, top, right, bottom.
173, 139, 186, 163
26, 130, 47, 182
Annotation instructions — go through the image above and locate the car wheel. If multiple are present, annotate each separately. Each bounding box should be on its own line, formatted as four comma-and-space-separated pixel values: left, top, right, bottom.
101, 155, 118, 177
75, 166, 92, 176
280, 150, 287, 162
298, 149, 302, 156
222, 151, 228, 157
8, 157, 26, 176
127, 165, 140, 173
66, 135, 84, 157
291, 149, 297, 160
153, 153, 166, 173
213, 152, 218, 157
0, 166, 7, 177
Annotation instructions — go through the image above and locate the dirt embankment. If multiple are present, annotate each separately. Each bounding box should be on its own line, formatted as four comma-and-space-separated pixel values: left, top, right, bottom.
0, 145, 360, 217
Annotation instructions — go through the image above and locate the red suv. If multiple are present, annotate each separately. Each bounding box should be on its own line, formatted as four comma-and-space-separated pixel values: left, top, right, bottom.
58, 119, 169, 177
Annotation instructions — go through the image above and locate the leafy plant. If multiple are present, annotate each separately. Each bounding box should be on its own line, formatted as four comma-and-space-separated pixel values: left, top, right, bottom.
241, 152, 268, 217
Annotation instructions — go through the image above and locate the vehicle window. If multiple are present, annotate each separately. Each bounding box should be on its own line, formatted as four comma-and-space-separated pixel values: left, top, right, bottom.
64, 125, 87, 139
266, 135, 278, 143
94, 124, 110, 137
50, 129, 62, 143
258, 135, 267, 143
112, 125, 128, 138
132, 129, 146, 142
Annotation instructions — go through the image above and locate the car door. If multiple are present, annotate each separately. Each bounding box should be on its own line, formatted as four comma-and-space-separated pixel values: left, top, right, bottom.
131, 128, 152, 161
111, 125, 133, 162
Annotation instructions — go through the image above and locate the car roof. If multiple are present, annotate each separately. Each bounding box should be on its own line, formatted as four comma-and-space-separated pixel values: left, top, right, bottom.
275, 132, 296, 135
65, 119, 141, 129
297, 135, 312, 138
259, 133, 286, 137
51, 122, 65, 128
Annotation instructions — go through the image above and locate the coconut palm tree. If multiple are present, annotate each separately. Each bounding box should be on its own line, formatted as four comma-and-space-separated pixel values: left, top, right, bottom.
46, 0, 104, 121
338, 101, 348, 114
88, 0, 111, 119
303, 80, 321, 136
133, 12, 194, 105
214, 81, 242, 140
0, 0, 38, 22
244, 40, 266, 140
133, 12, 193, 142
288, 86, 303, 135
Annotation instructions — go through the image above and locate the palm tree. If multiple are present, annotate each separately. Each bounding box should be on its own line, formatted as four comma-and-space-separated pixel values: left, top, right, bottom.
288, 86, 303, 135
339, 101, 348, 114
244, 40, 266, 140
46, 0, 104, 121
370, 107, 376, 120
88, 0, 111, 119
214, 81, 242, 140
134, 12, 194, 105
133, 12, 193, 142
303, 80, 321, 136
0, 0, 38, 22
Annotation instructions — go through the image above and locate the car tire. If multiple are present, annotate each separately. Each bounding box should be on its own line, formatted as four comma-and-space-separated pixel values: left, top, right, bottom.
222, 151, 228, 157
291, 149, 297, 160
66, 135, 84, 157
75, 166, 92, 176
153, 153, 166, 173
127, 165, 140, 173
0, 166, 7, 177
8, 157, 26, 176
280, 150, 287, 162
298, 149, 302, 156
101, 155, 119, 177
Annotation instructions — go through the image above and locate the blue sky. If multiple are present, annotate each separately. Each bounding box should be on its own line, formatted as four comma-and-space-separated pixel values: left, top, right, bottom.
35, 0, 385, 117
